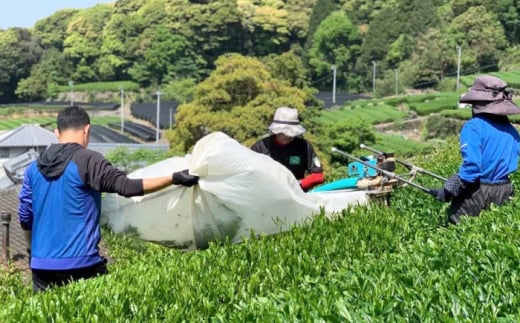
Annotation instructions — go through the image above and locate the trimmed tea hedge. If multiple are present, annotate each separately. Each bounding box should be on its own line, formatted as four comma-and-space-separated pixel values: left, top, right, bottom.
3, 140, 520, 321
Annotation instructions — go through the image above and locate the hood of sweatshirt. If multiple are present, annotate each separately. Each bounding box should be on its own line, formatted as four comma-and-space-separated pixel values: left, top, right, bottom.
37, 143, 83, 178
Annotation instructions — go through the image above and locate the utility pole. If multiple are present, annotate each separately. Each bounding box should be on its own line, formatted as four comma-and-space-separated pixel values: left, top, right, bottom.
394, 69, 399, 96
119, 86, 124, 134
156, 89, 161, 144
169, 108, 173, 129
331, 65, 337, 105
68, 80, 74, 106
456, 45, 462, 91
372, 61, 376, 96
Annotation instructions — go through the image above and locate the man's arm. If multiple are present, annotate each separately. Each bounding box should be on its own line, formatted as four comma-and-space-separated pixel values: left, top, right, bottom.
79, 150, 198, 197
18, 165, 34, 252
300, 140, 325, 190
458, 122, 481, 183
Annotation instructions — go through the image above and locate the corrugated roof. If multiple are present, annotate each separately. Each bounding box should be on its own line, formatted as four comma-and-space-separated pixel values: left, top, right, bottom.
0, 125, 57, 148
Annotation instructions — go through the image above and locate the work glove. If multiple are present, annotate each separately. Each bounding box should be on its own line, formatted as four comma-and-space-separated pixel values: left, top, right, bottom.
172, 169, 199, 187
444, 174, 467, 197
428, 188, 451, 202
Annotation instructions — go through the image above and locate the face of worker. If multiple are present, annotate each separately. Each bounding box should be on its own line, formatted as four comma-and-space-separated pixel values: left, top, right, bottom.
275, 133, 294, 145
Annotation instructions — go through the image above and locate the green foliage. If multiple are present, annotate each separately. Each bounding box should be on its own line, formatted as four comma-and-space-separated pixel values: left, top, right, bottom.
304, 0, 337, 53
422, 114, 463, 140
33, 9, 79, 50
172, 0, 244, 63
317, 118, 377, 167
409, 94, 460, 115
441, 108, 472, 120
263, 51, 310, 89
128, 26, 205, 87
62, 4, 114, 82
320, 102, 408, 125
373, 133, 434, 156
0, 28, 42, 101
15, 49, 71, 101
168, 53, 314, 152
341, 0, 398, 25
161, 78, 197, 103
447, 6, 508, 73
54, 81, 139, 92
6, 140, 520, 320
105, 147, 170, 172
309, 11, 362, 90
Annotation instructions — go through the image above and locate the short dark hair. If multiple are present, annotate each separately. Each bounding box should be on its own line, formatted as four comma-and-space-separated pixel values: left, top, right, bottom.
57, 106, 90, 132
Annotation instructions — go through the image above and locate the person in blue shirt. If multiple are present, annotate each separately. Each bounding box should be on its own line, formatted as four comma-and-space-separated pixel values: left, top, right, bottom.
430, 75, 520, 224
19, 106, 199, 292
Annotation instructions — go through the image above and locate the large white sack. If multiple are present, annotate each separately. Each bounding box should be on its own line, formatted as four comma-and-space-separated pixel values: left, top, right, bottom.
101, 132, 369, 250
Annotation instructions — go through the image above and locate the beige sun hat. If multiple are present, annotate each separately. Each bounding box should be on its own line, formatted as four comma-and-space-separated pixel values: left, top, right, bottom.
459, 75, 520, 115
268, 107, 306, 137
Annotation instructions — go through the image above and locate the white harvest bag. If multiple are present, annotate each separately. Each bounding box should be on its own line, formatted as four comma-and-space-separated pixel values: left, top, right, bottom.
101, 132, 369, 250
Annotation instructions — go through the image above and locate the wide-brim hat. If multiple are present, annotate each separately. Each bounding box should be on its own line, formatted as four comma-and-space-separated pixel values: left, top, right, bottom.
469, 100, 520, 116
268, 107, 306, 137
460, 75, 520, 116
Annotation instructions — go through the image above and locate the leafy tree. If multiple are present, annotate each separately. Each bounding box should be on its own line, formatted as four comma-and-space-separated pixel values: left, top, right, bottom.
309, 11, 362, 91
16, 49, 71, 101
99, 0, 150, 81
62, 4, 114, 82
340, 0, 398, 25
167, 53, 315, 153
408, 28, 456, 88
357, 6, 401, 75
316, 118, 376, 173
238, 1, 285, 55
33, 9, 79, 50
128, 26, 205, 87
303, 0, 337, 55
162, 78, 197, 103
285, 0, 316, 42
446, 6, 507, 73
358, 0, 440, 90
423, 115, 462, 140
0, 28, 41, 102
263, 51, 310, 89
171, 0, 244, 65
450, 0, 520, 44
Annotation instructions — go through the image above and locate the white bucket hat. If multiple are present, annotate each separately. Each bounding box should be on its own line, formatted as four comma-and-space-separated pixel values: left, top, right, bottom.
268, 107, 306, 137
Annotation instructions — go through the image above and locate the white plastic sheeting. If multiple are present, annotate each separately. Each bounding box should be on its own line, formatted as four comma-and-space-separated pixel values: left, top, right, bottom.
101, 132, 370, 250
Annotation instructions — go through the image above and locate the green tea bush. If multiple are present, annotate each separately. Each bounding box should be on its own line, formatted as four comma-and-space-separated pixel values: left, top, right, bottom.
320, 104, 407, 125
3, 133, 520, 321
55, 81, 140, 93
409, 94, 460, 116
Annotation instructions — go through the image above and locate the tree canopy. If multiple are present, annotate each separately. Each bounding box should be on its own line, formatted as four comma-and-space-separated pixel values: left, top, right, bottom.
0, 0, 517, 102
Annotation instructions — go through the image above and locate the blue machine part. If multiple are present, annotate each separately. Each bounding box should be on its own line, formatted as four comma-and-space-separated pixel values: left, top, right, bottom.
310, 156, 378, 192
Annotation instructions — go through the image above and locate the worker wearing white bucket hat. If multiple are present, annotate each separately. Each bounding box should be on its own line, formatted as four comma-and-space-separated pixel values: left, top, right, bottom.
429, 75, 520, 224
251, 107, 324, 191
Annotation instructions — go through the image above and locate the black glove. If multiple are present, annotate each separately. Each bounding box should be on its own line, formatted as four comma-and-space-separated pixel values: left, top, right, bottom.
172, 169, 199, 187
429, 188, 450, 202
444, 174, 467, 197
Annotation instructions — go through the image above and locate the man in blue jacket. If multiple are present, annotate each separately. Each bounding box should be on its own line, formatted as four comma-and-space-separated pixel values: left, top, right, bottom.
19, 106, 199, 292
431, 75, 520, 224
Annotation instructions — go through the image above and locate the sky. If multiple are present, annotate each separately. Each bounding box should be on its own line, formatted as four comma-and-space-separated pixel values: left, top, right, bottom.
0, 0, 114, 29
